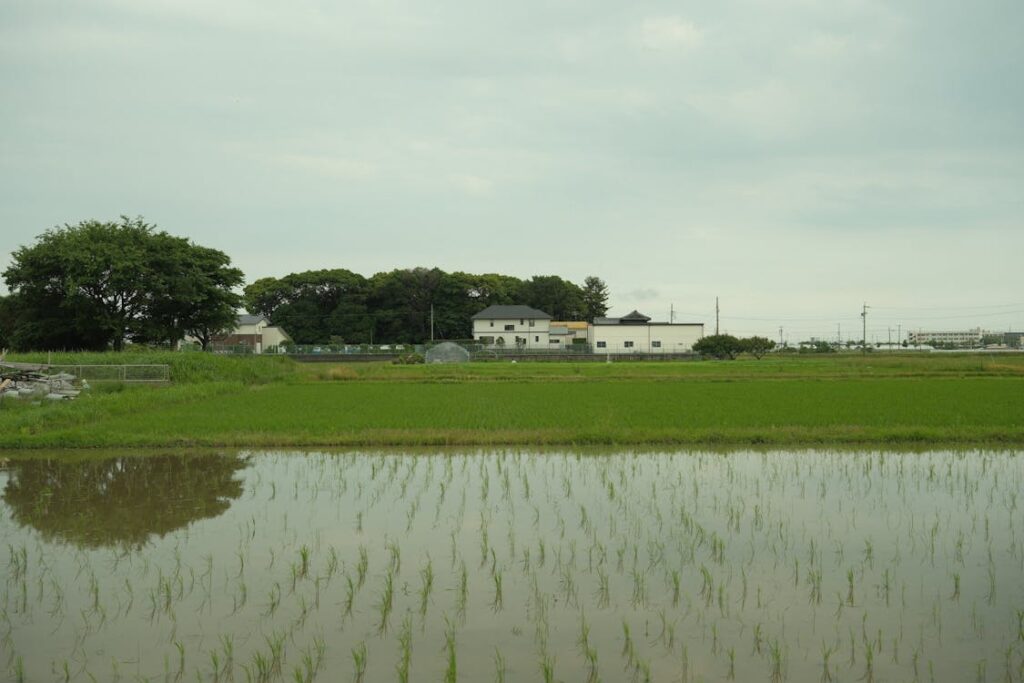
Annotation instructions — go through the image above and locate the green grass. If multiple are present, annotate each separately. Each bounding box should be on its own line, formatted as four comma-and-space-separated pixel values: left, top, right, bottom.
2, 353, 1023, 448
5, 350, 296, 384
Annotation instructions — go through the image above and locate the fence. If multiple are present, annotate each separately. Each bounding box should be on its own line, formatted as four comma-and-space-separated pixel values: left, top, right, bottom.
48, 364, 171, 383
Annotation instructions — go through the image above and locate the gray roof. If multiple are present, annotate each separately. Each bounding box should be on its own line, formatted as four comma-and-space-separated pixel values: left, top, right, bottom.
238, 314, 269, 325
471, 305, 552, 320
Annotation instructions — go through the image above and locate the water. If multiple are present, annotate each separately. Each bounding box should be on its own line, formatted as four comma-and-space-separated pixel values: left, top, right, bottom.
1, 449, 1021, 682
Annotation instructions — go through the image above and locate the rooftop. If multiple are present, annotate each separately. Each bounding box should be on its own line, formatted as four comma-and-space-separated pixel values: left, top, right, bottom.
471, 305, 552, 320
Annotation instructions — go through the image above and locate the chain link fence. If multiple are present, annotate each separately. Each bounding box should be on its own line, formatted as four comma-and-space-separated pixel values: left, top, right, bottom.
47, 365, 171, 382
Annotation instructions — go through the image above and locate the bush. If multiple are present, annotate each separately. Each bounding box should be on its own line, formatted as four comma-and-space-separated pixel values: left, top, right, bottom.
392, 353, 425, 365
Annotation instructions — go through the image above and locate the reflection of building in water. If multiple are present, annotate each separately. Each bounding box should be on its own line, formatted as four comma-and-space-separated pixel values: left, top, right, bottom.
1, 453, 249, 549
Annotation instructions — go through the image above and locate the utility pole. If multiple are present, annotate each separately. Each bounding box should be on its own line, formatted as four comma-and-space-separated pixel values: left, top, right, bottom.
430, 305, 435, 342
837, 323, 841, 347
861, 303, 870, 353
897, 324, 901, 347
670, 303, 675, 324
887, 327, 892, 348
779, 326, 784, 347
715, 297, 720, 335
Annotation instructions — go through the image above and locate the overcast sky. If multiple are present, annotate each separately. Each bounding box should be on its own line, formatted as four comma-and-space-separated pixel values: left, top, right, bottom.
2, 0, 1022, 342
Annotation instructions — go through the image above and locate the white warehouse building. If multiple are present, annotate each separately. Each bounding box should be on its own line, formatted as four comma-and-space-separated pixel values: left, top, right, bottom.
589, 310, 703, 354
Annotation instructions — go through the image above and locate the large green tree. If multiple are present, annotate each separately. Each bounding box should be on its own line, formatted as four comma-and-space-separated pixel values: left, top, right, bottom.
2, 217, 243, 351
521, 275, 585, 320
581, 276, 610, 321
693, 334, 745, 360
244, 269, 371, 345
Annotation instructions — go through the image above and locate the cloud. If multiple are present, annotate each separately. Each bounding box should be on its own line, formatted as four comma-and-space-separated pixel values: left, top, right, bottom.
635, 17, 703, 51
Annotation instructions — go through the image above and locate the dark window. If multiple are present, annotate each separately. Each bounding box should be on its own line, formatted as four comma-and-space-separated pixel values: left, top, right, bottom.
534, 336, 539, 343
651, 341, 661, 348
504, 324, 514, 331
549, 338, 560, 344
489, 321, 494, 327
624, 341, 634, 348
519, 319, 524, 325
596, 341, 607, 348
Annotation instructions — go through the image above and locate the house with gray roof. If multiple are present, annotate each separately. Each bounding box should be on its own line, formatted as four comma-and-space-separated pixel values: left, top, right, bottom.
471, 305, 553, 349
206, 313, 292, 353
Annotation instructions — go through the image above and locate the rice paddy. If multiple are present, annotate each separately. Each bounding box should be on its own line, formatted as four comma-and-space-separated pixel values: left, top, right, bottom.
2, 448, 1022, 681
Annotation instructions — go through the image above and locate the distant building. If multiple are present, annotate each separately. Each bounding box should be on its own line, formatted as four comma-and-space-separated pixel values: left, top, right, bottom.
210, 314, 292, 353
589, 310, 703, 354
548, 321, 589, 349
471, 305, 552, 349
907, 328, 984, 347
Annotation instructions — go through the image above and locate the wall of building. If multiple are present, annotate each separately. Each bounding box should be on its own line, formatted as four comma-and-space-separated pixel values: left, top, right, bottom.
473, 318, 551, 349
589, 324, 703, 354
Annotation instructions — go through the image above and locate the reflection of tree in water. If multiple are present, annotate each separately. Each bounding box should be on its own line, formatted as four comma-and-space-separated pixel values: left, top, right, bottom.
2, 453, 249, 549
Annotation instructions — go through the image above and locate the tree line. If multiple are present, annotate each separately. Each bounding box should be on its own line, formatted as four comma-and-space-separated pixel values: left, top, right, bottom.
244, 270, 609, 345
0, 217, 610, 350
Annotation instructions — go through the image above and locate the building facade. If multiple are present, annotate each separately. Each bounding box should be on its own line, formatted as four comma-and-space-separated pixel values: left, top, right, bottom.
906, 328, 984, 347
589, 310, 703, 354
209, 314, 292, 353
471, 305, 552, 349
548, 321, 590, 350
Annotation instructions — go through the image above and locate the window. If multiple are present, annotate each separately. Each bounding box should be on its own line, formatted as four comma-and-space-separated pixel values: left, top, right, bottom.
624, 341, 634, 348
489, 321, 494, 327
549, 338, 560, 344
596, 341, 607, 348
504, 324, 514, 331
651, 341, 661, 348
519, 319, 524, 325
529, 320, 535, 327
534, 336, 539, 343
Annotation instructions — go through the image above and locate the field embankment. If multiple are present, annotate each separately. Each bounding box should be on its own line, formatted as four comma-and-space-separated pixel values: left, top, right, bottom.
2, 352, 1023, 448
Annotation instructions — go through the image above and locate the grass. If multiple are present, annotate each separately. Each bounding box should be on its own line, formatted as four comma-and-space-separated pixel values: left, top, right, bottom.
2, 352, 1023, 448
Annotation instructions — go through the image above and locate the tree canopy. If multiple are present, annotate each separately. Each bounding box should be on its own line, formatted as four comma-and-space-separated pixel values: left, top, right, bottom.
581, 276, 610, 322
693, 334, 745, 360
2, 217, 243, 351
244, 268, 601, 345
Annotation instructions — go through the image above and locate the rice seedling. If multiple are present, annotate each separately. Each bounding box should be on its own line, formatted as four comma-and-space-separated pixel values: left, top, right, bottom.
0, 448, 1019, 682
351, 642, 367, 683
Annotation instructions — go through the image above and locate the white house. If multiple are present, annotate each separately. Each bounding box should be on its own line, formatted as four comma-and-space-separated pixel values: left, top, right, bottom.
589, 310, 703, 354
208, 314, 292, 353
471, 305, 552, 349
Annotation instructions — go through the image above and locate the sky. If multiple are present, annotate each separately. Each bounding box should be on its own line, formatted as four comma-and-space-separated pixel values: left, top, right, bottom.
2, 0, 1022, 343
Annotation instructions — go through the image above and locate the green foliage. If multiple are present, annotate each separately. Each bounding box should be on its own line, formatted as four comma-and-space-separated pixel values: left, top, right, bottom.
693, 334, 745, 360
742, 336, 776, 359
520, 275, 584, 320
244, 268, 599, 345
2, 217, 242, 351
5, 350, 296, 384
581, 276, 610, 322
0, 294, 12, 349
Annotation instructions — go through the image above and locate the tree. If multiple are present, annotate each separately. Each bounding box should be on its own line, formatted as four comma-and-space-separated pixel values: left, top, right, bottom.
693, 334, 744, 360
0, 295, 12, 350
742, 336, 776, 359
2, 217, 243, 351
581, 276, 609, 322
521, 275, 584, 320
243, 269, 371, 344
146, 243, 244, 349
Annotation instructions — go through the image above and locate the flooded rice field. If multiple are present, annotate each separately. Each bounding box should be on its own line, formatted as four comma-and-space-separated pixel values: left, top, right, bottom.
1, 449, 1022, 682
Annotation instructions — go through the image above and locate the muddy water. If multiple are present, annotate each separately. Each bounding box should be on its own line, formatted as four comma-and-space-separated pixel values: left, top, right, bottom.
1, 449, 1021, 682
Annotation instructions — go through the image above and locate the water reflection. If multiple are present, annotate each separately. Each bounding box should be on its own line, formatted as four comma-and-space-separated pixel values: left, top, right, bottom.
2, 453, 248, 548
